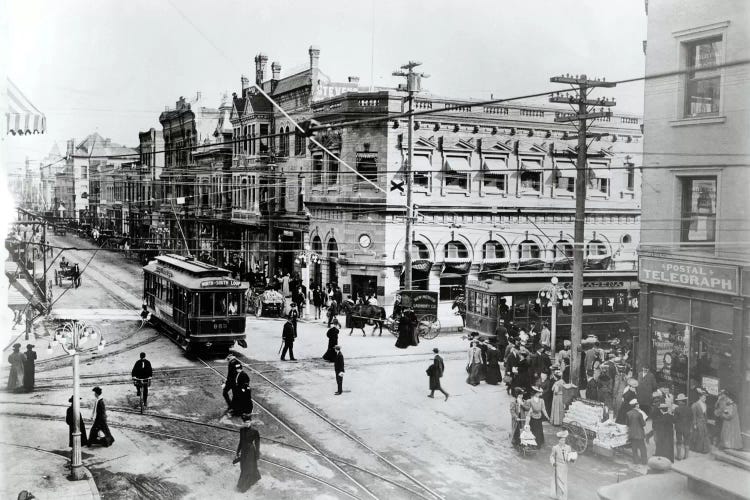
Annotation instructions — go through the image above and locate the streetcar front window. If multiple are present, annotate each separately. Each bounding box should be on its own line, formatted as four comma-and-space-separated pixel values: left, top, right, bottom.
228, 292, 241, 315
199, 293, 214, 316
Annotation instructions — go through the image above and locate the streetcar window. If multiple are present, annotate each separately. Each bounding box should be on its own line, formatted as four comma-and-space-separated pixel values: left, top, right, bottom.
199, 293, 214, 316
482, 294, 489, 316
614, 292, 628, 312
467, 291, 474, 313
228, 292, 241, 315
474, 292, 481, 315
490, 296, 497, 318
628, 291, 639, 312
215, 293, 228, 315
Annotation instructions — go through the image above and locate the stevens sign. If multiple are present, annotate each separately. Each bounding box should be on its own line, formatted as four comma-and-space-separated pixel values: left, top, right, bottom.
639, 257, 738, 295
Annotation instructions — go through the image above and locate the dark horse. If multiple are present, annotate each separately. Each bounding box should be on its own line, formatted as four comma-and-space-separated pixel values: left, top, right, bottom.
340, 302, 386, 336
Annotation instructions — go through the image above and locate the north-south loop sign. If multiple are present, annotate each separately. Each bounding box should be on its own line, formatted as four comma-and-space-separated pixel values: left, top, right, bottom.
639, 257, 738, 295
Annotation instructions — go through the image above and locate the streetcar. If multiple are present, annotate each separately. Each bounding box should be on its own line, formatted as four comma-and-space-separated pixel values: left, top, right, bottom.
143, 254, 248, 353
464, 271, 639, 350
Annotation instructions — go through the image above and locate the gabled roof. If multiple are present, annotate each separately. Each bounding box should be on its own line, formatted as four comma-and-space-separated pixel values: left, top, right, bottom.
264, 69, 313, 96
74, 132, 137, 158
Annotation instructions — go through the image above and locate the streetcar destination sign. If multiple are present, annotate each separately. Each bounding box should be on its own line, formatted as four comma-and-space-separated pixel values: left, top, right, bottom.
639, 257, 738, 295
200, 279, 240, 288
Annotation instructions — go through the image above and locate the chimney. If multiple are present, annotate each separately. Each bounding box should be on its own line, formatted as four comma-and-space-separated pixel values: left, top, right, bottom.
271, 62, 281, 80
66, 139, 74, 157
309, 45, 320, 70
255, 53, 268, 85
348, 76, 360, 84
241, 75, 249, 91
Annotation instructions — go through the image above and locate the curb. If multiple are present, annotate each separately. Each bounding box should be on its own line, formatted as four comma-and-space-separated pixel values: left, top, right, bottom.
82, 464, 102, 500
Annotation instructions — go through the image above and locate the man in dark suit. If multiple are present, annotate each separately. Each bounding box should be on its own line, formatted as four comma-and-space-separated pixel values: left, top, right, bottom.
281, 318, 296, 361
65, 395, 87, 448
637, 366, 658, 414
223, 355, 242, 409
131, 352, 153, 407
231, 364, 251, 415
626, 399, 648, 464
334, 346, 345, 395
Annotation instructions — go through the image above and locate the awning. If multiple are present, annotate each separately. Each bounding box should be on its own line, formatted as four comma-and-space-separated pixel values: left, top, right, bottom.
483, 157, 509, 172
590, 166, 611, 178
553, 162, 576, 179
517, 258, 546, 271
412, 155, 433, 171
585, 255, 612, 270
441, 260, 472, 277
6, 79, 46, 135
480, 260, 509, 273
401, 259, 433, 274
520, 159, 543, 171
445, 156, 471, 172
551, 258, 572, 270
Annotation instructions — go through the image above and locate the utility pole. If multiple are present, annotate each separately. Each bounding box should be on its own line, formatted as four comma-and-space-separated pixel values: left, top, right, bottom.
393, 61, 428, 290
550, 74, 615, 388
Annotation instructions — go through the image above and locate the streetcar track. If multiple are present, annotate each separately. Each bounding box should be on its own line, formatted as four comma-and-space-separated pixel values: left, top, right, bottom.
0, 412, 360, 500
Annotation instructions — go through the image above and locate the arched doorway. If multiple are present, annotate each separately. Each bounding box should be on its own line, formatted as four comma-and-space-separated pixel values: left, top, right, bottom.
440, 240, 470, 300
327, 238, 338, 285
312, 236, 323, 287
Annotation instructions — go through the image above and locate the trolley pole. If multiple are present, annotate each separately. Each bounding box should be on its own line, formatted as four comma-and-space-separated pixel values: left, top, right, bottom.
393, 62, 428, 290
550, 74, 615, 388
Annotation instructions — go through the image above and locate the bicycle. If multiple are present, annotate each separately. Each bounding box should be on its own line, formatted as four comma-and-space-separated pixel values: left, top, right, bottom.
132, 377, 152, 414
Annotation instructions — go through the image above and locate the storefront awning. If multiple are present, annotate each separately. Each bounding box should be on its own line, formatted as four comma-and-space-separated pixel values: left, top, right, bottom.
412, 155, 433, 171
483, 157, 508, 171
520, 159, 543, 171
554, 162, 576, 179
551, 258, 572, 270
517, 258, 546, 271
445, 156, 471, 172
585, 255, 612, 270
590, 167, 611, 178
401, 259, 433, 274
480, 260, 509, 274
6, 79, 46, 135
441, 260, 472, 277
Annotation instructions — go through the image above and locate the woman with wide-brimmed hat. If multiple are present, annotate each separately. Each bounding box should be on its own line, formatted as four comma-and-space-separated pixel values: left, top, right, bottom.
509, 388, 529, 446
550, 369, 566, 426
689, 387, 711, 453
549, 429, 577, 500
527, 385, 550, 447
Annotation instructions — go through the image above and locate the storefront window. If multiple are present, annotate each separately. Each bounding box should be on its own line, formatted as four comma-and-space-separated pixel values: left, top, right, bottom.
691, 327, 735, 407
652, 319, 690, 396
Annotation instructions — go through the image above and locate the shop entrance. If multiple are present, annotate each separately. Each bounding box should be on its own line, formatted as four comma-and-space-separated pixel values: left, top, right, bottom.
351, 274, 377, 301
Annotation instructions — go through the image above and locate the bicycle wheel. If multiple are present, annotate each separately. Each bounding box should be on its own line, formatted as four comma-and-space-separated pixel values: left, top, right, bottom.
565, 420, 588, 454
417, 315, 441, 340
139, 385, 144, 414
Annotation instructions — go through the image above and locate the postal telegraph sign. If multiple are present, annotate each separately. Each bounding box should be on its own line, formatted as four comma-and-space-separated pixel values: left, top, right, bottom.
639, 257, 738, 295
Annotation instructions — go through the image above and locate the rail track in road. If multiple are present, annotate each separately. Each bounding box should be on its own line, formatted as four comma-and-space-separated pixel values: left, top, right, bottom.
0, 402, 435, 499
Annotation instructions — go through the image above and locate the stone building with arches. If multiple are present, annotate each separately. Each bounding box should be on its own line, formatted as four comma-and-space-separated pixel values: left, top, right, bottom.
304, 89, 643, 305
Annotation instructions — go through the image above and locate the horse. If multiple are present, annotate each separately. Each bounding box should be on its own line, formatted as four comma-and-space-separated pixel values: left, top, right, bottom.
340, 301, 386, 336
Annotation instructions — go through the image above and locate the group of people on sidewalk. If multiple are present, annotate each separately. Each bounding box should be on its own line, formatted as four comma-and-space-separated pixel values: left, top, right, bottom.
6, 343, 36, 393
65, 385, 115, 449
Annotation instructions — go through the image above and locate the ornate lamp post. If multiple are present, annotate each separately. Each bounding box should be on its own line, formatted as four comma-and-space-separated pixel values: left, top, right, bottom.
296, 250, 321, 320
47, 321, 105, 480
537, 276, 571, 357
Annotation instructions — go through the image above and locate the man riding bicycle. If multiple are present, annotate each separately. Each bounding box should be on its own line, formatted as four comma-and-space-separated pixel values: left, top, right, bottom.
131, 352, 153, 407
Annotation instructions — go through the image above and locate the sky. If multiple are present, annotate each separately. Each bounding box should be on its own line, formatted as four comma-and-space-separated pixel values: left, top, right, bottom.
2, 0, 647, 172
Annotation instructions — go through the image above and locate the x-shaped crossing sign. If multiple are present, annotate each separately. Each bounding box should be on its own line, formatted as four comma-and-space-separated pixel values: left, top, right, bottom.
390, 179, 404, 192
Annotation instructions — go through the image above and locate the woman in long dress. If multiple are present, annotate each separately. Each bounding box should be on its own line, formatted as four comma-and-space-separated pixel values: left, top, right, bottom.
718, 393, 743, 450
395, 310, 419, 349
322, 320, 339, 362
550, 372, 566, 426
88, 387, 114, 447
236, 414, 261, 492
6, 344, 25, 392
466, 341, 483, 386
527, 386, 550, 447
689, 389, 711, 453
550, 430, 576, 500
652, 402, 675, 462
484, 344, 502, 385
510, 389, 529, 446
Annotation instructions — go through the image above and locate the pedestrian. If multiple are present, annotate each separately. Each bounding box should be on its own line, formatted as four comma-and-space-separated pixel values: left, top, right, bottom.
322, 319, 339, 362
88, 387, 114, 447
485, 343, 502, 385
540, 322, 551, 349
673, 393, 692, 460
235, 414, 261, 492
231, 364, 251, 415
540, 371, 553, 418
313, 286, 323, 320
527, 386, 550, 447
652, 402, 675, 462
598, 353, 616, 410
550, 370, 565, 426
514, 346, 532, 395
7, 343, 25, 392
587, 368, 602, 402
689, 388, 711, 453
510, 388, 529, 446
288, 302, 299, 338
616, 378, 638, 425
223, 355, 242, 409
427, 348, 449, 401
334, 346, 345, 395
326, 298, 338, 328
505, 341, 520, 395
636, 366, 657, 415
466, 341, 483, 386
713, 389, 731, 445
550, 429, 576, 500
395, 309, 418, 349
280, 317, 296, 361
65, 396, 88, 448
611, 360, 630, 418
130, 352, 153, 407
626, 399, 647, 464
718, 392, 743, 450
22, 344, 37, 392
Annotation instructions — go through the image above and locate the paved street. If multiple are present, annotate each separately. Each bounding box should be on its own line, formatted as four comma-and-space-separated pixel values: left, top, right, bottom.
1, 234, 640, 499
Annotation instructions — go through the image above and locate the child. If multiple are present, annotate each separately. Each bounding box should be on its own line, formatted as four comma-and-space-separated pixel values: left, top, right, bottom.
520, 424, 537, 448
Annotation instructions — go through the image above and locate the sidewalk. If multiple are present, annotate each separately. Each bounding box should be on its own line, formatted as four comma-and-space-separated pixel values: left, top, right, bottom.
0, 442, 100, 500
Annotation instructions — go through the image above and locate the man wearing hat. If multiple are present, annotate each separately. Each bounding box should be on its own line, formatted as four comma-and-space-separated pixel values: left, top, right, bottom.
6, 343, 25, 392
673, 393, 692, 460
626, 399, 648, 464
231, 364, 251, 415
88, 387, 114, 447
131, 352, 153, 407
334, 346, 345, 395
223, 355, 242, 410
427, 348, 449, 401
65, 395, 88, 448
22, 344, 37, 392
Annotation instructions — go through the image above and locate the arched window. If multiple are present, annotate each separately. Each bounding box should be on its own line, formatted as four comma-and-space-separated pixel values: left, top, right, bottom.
518, 239, 541, 260
482, 241, 506, 260
327, 238, 339, 258
312, 235, 323, 254
444, 241, 469, 260
586, 239, 609, 256
410, 241, 430, 260
553, 240, 573, 259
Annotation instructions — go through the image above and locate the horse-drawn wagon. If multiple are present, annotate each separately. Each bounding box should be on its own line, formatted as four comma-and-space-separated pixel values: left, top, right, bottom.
55, 261, 81, 288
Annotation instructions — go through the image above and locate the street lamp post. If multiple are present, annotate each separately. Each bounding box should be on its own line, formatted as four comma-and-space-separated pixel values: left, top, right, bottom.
537, 276, 571, 357
47, 321, 105, 480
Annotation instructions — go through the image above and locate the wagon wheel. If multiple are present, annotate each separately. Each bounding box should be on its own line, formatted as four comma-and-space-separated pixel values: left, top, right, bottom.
564, 420, 588, 454
417, 315, 441, 340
